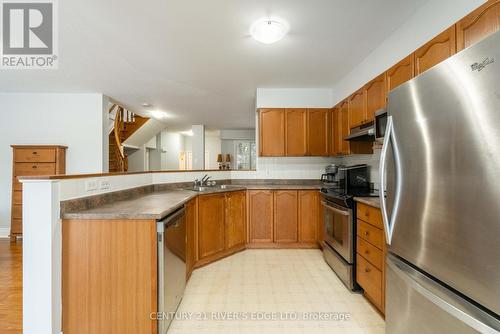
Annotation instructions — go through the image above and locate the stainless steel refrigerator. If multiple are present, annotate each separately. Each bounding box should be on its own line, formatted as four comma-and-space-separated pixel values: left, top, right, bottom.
380, 31, 500, 333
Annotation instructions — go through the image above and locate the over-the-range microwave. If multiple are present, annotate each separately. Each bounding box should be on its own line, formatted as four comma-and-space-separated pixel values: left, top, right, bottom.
375, 109, 387, 141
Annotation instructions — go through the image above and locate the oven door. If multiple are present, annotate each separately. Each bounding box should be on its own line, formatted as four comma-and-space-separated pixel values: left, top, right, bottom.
322, 200, 353, 263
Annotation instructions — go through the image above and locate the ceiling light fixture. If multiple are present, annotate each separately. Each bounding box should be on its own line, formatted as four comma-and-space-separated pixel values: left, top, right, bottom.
150, 110, 168, 119
250, 17, 289, 44
141, 102, 152, 108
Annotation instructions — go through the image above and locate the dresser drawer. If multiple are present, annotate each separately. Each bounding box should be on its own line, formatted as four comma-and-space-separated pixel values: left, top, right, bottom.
13, 191, 22, 205
11, 219, 22, 234
357, 220, 384, 249
357, 236, 383, 270
14, 162, 56, 176
357, 202, 383, 228
15, 148, 56, 163
12, 205, 22, 220
356, 254, 383, 310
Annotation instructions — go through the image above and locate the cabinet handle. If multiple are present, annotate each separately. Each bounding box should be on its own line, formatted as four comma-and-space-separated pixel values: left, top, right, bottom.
364, 231, 369, 236
364, 250, 370, 255
32, 151, 38, 155
365, 267, 371, 273
32, 165, 37, 169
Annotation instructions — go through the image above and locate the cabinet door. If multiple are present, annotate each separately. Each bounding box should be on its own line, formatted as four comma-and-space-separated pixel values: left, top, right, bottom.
340, 101, 350, 155
457, 0, 500, 51
331, 107, 342, 156
365, 74, 387, 123
274, 190, 298, 243
285, 108, 307, 156
248, 190, 274, 243
307, 109, 329, 156
348, 90, 366, 128
198, 194, 225, 260
186, 198, 197, 278
386, 55, 414, 92
415, 26, 456, 75
225, 191, 246, 249
259, 109, 285, 156
298, 191, 319, 243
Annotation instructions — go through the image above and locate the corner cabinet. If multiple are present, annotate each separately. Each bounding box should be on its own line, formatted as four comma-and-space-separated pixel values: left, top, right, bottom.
11, 145, 67, 241
456, 0, 500, 51
197, 191, 246, 266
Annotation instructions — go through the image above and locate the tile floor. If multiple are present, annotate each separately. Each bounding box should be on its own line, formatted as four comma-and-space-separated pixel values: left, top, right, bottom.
169, 249, 384, 334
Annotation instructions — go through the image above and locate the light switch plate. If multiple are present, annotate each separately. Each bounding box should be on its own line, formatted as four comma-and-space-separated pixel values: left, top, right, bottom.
85, 180, 98, 192
99, 179, 110, 190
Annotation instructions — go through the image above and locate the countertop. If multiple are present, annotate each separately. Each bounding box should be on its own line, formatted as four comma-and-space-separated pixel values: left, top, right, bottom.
354, 196, 381, 209
62, 184, 322, 220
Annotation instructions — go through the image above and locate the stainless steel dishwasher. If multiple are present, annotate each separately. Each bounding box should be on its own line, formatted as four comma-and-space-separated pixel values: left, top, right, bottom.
157, 206, 186, 333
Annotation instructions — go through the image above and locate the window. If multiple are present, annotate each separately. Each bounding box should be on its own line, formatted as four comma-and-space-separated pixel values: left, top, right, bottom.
233, 141, 256, 170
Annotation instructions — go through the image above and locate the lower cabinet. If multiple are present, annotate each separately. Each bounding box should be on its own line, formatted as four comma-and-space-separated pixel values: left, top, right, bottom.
186, 198, 197, 279
248, 189, 320, 248
197, 191, 247, 266
356, 202, 386, 314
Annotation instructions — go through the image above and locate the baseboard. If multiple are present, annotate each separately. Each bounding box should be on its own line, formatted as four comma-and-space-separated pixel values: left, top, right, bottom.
0, 228, 11, 238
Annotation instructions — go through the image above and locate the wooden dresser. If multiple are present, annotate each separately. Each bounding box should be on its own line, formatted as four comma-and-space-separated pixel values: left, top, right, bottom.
11, 145, 67, 241
356, 202, 386, 315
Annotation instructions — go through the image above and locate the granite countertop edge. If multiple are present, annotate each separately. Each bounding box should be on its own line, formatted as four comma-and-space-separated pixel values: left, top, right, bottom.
62, 184, 322, 220
353, 196, 381, 209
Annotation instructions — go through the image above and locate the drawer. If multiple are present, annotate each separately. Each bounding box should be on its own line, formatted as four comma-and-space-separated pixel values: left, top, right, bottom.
357, 203, 383, 228
15, 148, 56, 163
14, 162, 56, 176
12, 178, 22, 191
357, 220, 384, 250
13, 191, 22, 205
357, 254, 382, 310
357, 236, 383, 270
12, 205, 22, 220
11, 219, 22, 234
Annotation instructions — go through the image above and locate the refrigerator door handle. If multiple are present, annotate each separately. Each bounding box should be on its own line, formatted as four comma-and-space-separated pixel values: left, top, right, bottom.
387, 255, 500, 334
379, 115, 402, 244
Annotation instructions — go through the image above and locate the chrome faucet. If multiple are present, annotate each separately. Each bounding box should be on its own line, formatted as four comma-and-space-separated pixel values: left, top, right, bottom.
201, 174, 212, 186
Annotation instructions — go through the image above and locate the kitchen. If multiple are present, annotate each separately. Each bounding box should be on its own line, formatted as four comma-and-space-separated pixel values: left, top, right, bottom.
3, 1, 500, 334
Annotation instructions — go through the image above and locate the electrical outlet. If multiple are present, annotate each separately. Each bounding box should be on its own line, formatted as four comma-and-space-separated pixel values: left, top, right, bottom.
85, 180, 98, 192
99, 179, 110, 190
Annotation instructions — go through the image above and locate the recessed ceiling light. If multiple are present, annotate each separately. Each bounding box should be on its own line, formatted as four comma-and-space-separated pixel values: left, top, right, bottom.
150, 110, 168, 119
142, 102, 152, 108
250, 17, 289, 44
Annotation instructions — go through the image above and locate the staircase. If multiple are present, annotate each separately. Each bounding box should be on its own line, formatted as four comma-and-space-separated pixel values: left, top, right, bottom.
108, 105, 149, 173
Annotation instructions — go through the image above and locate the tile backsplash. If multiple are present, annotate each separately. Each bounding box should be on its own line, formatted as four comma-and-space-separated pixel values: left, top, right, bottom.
255, 157, 335, 179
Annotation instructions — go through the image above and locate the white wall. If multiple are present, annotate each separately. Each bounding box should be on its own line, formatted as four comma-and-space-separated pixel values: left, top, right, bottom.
0, 93, 108, 235
331, 0, 486, 104
256, 88, 333, 108
205, 134, 221, 170
161, 131, 185, 170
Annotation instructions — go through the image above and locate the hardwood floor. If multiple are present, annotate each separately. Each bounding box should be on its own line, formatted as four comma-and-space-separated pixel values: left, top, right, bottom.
0, 240, 22, 334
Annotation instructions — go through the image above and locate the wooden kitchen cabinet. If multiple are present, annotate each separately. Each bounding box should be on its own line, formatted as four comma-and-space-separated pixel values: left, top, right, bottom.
259, 108, 285, 156
225, 190, 246, 250
340, 101, 350, 155
456, 0, 500, 51
186, 198, 197, 279
330, 107, 342, 156
274, 190, 298, 243
386, 55, 414, 92
356, 202, 386, 314
248, 190, 274, 243
415, 26, 456, 76
285, 108, 308, 156
198, 193, 226, 260
348, 90, 367, 129
365, 73, 387, 122
307, 109, 330, 156
298, 190, 319, 243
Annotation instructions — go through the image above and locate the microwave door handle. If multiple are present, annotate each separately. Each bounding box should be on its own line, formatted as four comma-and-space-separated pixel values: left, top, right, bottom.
379, 115, 403, 245
321, 202, 350, 216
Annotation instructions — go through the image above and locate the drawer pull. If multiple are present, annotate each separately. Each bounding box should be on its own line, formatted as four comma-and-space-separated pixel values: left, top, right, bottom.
364, 231, 369, 236
32, 165, 37, 169
32, 151, 38, 155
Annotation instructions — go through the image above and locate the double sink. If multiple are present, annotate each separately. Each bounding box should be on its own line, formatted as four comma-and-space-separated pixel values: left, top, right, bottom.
185, 184, 239, 193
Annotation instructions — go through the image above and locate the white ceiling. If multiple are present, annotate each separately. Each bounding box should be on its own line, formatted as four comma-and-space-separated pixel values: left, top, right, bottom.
0, 0, 428, 130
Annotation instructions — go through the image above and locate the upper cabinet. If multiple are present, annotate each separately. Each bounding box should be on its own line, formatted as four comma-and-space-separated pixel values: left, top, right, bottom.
285, 109, 307, 156
457, 0, 500, 51
348, 90, 367, 128
340, 101, 350, 155
307, 109, 330, 156
258, 108, 329, 157
259, 108, 285, 157
365, 73, 387, 122
386, 55, 414, 92
330, 107, 342, 156
414, 26, 456, 76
